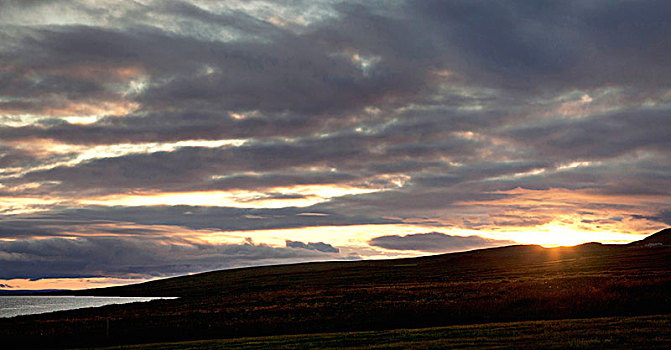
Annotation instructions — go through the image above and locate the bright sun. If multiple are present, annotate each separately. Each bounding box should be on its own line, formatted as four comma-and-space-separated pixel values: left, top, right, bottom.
503, 222, 640, 247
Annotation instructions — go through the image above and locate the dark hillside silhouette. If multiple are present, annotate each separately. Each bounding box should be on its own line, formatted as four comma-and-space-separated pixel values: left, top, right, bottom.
1, 228, 669, 348
629, 228, 671, 246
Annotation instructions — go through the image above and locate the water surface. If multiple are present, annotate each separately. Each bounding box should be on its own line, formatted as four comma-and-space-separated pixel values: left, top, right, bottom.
0, 296, 175, 318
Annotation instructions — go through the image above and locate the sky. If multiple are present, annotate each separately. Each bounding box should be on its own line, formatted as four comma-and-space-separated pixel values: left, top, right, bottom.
0, 0, 669, 290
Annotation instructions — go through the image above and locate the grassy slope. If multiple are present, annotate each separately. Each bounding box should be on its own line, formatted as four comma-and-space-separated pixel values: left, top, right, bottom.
1, 229, 670, 348
64, 243, 671, 299
87, 314, 671, 350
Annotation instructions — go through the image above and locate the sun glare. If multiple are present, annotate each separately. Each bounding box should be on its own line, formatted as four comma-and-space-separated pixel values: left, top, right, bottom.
502, 222, 642, 247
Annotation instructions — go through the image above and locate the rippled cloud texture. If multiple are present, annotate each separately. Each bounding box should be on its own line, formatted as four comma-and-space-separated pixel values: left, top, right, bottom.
1, 0, 669, 289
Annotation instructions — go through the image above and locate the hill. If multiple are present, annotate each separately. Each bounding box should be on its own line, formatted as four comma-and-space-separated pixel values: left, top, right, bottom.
629, 228, 671, 246
1, 229, 669, 348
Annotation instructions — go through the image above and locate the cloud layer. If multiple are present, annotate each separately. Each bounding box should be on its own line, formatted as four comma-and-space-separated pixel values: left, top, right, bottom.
369, 232, 514, 253
286, 240, 339, 253
0, 236, 338, 279
0, 0, 669, 286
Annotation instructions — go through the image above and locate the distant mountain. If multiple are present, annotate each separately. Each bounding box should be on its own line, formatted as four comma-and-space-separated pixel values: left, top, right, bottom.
628, 228, 671, 246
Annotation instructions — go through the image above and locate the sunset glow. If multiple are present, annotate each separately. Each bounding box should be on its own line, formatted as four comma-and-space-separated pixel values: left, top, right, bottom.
0, 0, 669, 291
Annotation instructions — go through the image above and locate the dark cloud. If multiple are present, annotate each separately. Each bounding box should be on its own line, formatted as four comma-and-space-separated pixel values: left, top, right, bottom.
12, 124, 491, 193
0, 145, 37, 170
19, 142, 359, 193
1, 0, 668, 200
317, 188, 516, 219
286, 240, 339, 253
369, 232, 515, 253
0, 5, 428, 119
0, 110, 339, 145
503, 107, 671, 161
411, 0, 671, 89
489, 214, 551, 228
201, 172, 357, 192
0, 0, 670, 282
0, 206, 400, 239
0, 236, 338, 279
479, 155, 671, 197
632, 210, 671, 226
0, 0, 664, 145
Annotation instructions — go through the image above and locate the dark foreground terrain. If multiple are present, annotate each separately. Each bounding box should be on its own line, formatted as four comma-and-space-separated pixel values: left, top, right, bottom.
92, 314, 671, 350
1, 229, 670, 349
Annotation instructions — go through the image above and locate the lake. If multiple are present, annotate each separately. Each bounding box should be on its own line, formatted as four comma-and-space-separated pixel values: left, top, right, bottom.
0, 296, 176, 318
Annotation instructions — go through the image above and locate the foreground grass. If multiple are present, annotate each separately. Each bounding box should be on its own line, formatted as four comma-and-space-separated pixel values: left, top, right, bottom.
87, 314, 671, 350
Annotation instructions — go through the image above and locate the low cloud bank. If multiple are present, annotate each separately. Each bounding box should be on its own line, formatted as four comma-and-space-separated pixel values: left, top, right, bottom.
0, 237, 337, 280
286, 240, 339, 253
369, 232, 515, 253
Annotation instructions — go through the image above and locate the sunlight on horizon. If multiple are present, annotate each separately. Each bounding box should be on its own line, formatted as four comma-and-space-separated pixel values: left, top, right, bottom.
0, 222, 655, 291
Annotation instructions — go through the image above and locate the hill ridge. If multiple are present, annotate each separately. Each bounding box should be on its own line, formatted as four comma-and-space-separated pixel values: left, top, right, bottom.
5, 228, 670, 348
628, 228, 671, 246
59, 228, 669, 298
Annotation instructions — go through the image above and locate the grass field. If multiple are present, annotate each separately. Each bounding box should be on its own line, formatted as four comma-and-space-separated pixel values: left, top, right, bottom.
87, 314, 671, 350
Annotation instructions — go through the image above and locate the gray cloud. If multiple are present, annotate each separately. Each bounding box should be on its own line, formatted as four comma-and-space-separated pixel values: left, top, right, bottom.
411, 0, 671, 89
0, 1, 666, 145
0, 205, 400, 239
286, 240, 339, 253
0, 3, 428, 120
1, 1, 669, 202
503, 107, 671, 161
0, 0, 670, 281
0, 236, 337, 279
12, 123, 489, 194
632, 210, 671, 226
0, 145, 37, 170
317, 188, 516, 219
369, 232, 515, 253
